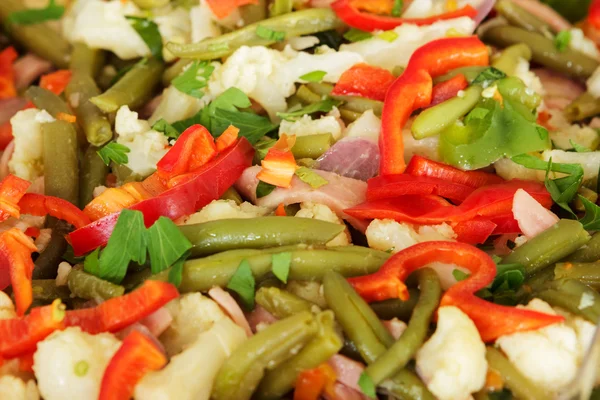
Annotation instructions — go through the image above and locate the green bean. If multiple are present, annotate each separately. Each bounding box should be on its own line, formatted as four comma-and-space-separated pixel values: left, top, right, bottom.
567, 232, 600, 263
492, 43, 533, 76
241, 0, 268, 24
323, 271, 390, 363
381, 369, 436, 400
339, 108, 363, 122
370, 290, 420, 321
433, 66, 487, 85
26, 86, 72, 117
291, 134, 334, 159
255, 286, 314, 318
412, 85, 482, 139
167, 8, 342, 60
131, 0, 169, 9
555, 262, 600, 289
90, 57, 164, 113
0, 0, 71, 68
68, 269, 125, 301
565, 92, 600, 122
270, 0, 293, 17
537, 279, 600, 323
256, 311, 343, 400
495, 0, 554, 38
502, 219, 591, 277
79, 146, 109, 206
212, 312, 318, 400
30, 279, 72, 303
32, 220, 70, 279
486, 347, 549, 400
296, 85, 323, 104
365, 269, 441, 384
43, 121, 79, 205
286, 280, 328, 308
70, 42, 105, 79
179, 217, 345, 257
306, 82, 384, 115
220, 187, 243, 205
155, 245, 388, 292
482, 26, 599, 80
514, 267, 555, 303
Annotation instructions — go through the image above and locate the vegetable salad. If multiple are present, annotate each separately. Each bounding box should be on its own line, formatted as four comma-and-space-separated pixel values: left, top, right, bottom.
2, 0, 600, 399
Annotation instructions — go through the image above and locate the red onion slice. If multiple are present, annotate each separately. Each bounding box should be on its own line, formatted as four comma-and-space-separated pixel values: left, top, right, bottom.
474, 0, 497, 25
316, 137, 379, 181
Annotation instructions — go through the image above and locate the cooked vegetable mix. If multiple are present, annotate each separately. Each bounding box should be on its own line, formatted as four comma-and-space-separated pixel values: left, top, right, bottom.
4, 0, 600, 399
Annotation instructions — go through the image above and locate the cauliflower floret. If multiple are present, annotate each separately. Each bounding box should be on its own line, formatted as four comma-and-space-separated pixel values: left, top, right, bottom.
295, 202, 351, 246
135, 318, 246, 400
190, 1, 221, 44
403, 119, 441, 163
55, 261, 72, 287
154, 7, 191, 62
344, 110, 381, 142
0, 291, 16, 320
403, 0, 482, 18
0, 376, 39, 400
513, 57, 545, 96
160, 293, 227, 356
183, 200, 269, 225
494, 157, 542, 181
65, 0, 150, 60
33, 327, 121, 400
149, 84, 212, 125
8, 109, 54, 181
416, 306, 487, 400
569, 28, 600, 60
540, 150, 600, 181
496, 298, 584, 393
115, 106, 169, 177
340, 17, 476, 71
547, 109, 599, 151
588, 66, 600, 98
279, 114, 344, 140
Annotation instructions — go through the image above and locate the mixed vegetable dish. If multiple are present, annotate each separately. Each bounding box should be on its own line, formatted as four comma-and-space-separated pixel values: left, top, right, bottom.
4, 0, 600, 399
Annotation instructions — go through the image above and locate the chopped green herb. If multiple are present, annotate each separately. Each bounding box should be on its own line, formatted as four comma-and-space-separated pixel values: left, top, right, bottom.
300, 71, 327, 83
464, 107, 489, 124
168, 251, 190, 288
227, 260, 255, 310
578, 195, 600, 230
256, 181, 276, 198
377, 30, 399, 42
570, 139, 591, 152
358, 372, 376, 399
212, 108, 277, 144
7, 0, 64, 25
295, 167, 328, 189
492, 264, 525, 292
255, 25, 286, 42
392, 0, 403, 16
147, 217, 192, 274
74, 360, 89, 377
272, 252, 292, 283
172, 60, 214, 99
277, 98, 342, 121
554, 30, 572, 52
343, 28, 373, 42
152, 118, 180, 139
126, 16, 163, 60
472, 67, 507, 88
97, 142, 130, 166
83, 248, 100, 276
537, 126, 549, 141
254, 137, 277, 161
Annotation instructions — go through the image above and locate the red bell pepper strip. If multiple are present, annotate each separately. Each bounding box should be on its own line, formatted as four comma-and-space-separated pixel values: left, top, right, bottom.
99, 330, 167, 400
331, 0, 477, 32
589, 0, 600, 30
0, 228, 37, 315
65, 280, 178, 334
330, 63, 396, 102
157, 124, 217, 181
452, 218, 497, 245
294, 364, 337, 400
367, 174, 476, 204
257, 134, 298, 188
84, 182, 155, 221
216, 125, 239, 152
206, 0, 259, 19
39, 70, 72, 96
405, 155, 504, 188
379, 37, 489, 175
69, 137, 254, 255
0, 174, 31, 222
429, 73, 469, 107
275, 203, 287, 217
0, 299, 65, 358
0, 47, 18, 100
18, 193, 91, 229
348, 241, 564, 342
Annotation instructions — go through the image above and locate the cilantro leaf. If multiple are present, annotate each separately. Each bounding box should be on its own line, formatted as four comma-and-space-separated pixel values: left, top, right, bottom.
554, 30, 572, 52
212, 108, 277, 144
492, 264, 525, 291
392, 0, 403, 16
277, 98, 342, 121
256, 181, 276, 198
472, 67, 507, 88
578, 195, 600, 230
97, 142, 130, 166
7, 0, 64, 25
358, 373, 376, 399
295, 167, 328, 188
97, 210, 148, 284
172, 60, 214, 99
126, 16, 163, 60
147, 217, 192, 274
343, 28, 373, 42
300, 71, 327, 83
255, 25, 286, 42
83, 248, 100, 276
171, 111, 205, 134
168, 251, 190, 288
272, 252, 292, 283
227, 260, 255, 310
152, 118, 180, 139
254, 137, 277, 161
570, 139, 591, 152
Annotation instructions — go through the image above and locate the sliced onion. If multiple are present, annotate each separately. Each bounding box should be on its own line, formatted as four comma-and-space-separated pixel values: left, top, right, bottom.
474, 0, 497, 25
316, 137, 380, 181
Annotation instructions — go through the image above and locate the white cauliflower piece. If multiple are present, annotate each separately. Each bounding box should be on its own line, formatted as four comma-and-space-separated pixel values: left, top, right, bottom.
190, 1, 221, 44
65, 0, 150, 60
183, 200, 269, 225
513, 57, 545, 96
0, 376, 39, 400
115, 106, 169, 177
340, 17, 476, 71
344, 109, 381, 142
496, 298, 583, 393
279, 114, 344, 140
275, 48, 364, 85
149, 84, 212, 125
403, 120, 441, 163
295, 202, 350, 246
416, 306, 487, 400
494, 158, 542, 181
547, 109, 599, 151
403, 0, 483, 18
154, 7, 192, 62
569, 28, 600, 60
0, 291, 16, 320
9, 109, 53, 181
286, 36, 320, 51
33, 327, 121, 400
135, 318, 246, 400
541, 150, 600, 181
160, 293, 227, 356
55, 262, 72, 287
588, 66, 600, 98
